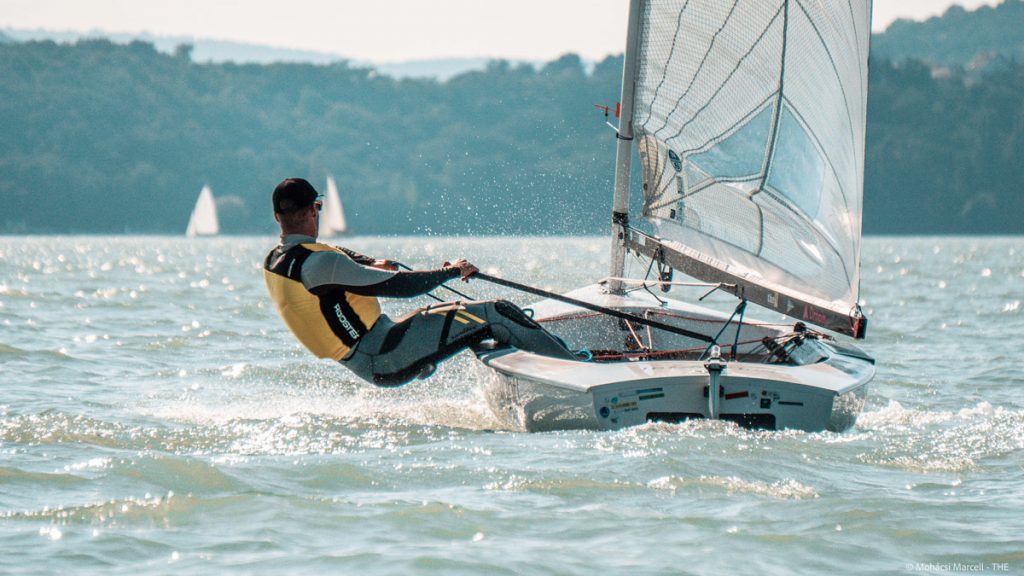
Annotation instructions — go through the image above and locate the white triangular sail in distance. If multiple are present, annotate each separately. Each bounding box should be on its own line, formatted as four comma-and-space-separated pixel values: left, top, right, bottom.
319, 176, 348, 237
626, 0, 870, 336
185, 185, 219, 237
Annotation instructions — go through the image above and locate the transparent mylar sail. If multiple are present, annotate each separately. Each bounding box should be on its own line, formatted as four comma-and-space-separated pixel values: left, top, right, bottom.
633, 0, 870, 318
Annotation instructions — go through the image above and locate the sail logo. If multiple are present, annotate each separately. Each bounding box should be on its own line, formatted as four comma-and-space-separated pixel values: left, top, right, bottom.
802, 304, 827, 325
668, 149, 683, 172
333, 303, 361, 340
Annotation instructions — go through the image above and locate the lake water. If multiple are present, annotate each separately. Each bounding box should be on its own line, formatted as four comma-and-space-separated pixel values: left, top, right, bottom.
1, 236, 1022, 575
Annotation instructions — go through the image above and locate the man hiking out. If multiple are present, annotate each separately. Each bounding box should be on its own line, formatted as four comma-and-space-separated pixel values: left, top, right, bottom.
263, 178, 577, 386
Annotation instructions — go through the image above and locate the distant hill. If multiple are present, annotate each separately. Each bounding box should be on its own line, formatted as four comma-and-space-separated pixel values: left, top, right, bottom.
872, 0, 1024, 67
1, 28, 344, 64
1, 39, 1022, 236
374, 58, 507, 81
3, 8, 1024, 236
0, 28, 529, 80
0, 41, 625, 235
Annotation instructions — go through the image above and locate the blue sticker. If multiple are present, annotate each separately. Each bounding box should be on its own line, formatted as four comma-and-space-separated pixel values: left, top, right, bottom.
668, 149, 682, 172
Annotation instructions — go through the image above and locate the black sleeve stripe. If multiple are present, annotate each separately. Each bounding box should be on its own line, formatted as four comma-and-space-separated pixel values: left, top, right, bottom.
340, 269, 461, 298
338, 247, 377, 266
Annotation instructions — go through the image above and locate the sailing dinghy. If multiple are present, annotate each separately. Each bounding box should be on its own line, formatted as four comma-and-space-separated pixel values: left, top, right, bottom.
475, 0, 874, 433
319, 176, 348, 238
185, 185, 219, 237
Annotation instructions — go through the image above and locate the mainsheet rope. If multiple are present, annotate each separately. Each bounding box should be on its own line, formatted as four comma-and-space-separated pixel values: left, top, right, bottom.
391, 262, 716, 344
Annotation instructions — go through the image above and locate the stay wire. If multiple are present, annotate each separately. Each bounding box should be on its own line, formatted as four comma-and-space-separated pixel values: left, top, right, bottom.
640, 250, 668, 305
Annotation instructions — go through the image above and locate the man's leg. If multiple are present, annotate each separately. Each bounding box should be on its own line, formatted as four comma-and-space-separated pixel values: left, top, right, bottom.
461, 300, 577, 361
348, 304, 493, 386
345, 300, 576, 387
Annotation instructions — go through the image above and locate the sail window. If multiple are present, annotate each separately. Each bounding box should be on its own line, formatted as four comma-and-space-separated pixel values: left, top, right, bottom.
686, 105, 773, 187
765, 105, 825, 219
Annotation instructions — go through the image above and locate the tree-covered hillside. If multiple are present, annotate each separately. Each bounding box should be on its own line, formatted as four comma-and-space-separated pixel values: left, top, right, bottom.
0, 40, 620, 235
866, 58, 1024, 233
0, 35, 1022, 235
872, 0, 1024, 67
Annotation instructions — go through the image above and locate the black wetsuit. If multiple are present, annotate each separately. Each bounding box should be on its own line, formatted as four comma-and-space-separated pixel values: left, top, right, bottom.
264, 234, 576, 386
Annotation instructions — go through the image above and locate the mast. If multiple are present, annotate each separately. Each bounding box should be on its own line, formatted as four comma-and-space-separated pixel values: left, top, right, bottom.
607, 0, 644, 295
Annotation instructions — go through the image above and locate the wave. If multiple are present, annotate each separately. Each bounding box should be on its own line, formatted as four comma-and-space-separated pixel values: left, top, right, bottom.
1, 491, 197, 526
0, 343, 73, 360
0, 284, 31, 298
143, 356, 504, 435
0, 343, 24, 354
858, 399, 1018, 429
483, 471, 818, 500
855, 400, 1024, 472
647, 475, 819, 500
0, 466, 88, 486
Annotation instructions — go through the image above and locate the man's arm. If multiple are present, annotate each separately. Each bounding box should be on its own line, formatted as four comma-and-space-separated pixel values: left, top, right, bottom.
344, 268, 461, 297
303, 251, 465, 298
336, 246, 376, 266
334, 246, 397, 271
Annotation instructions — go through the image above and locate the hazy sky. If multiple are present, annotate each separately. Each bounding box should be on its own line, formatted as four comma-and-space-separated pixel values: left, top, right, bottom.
0, 0, 1004, 62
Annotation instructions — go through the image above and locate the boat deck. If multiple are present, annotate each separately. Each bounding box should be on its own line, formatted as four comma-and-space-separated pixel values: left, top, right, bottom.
476, 284, 874, 432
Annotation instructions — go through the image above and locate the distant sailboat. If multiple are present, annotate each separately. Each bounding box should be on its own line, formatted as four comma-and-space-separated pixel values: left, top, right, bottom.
186, 185, 219, 237
319, 176, 348, 237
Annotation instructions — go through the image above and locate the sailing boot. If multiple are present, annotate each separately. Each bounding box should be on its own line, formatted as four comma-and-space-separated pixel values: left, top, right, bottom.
477, 300, 578, 361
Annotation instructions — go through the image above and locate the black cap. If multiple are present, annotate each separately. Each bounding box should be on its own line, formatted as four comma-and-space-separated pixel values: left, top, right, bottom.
272, 178, 319, 214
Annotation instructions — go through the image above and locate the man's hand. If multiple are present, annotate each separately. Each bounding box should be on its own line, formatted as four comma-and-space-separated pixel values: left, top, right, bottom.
370, 259, 399, 271
444, 259, 479, 282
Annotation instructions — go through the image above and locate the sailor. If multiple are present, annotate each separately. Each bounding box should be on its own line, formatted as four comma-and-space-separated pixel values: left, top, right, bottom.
263, 178, 578, 386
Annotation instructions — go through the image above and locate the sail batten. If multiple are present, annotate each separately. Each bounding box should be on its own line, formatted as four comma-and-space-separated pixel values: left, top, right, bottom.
630, 0, 870, 335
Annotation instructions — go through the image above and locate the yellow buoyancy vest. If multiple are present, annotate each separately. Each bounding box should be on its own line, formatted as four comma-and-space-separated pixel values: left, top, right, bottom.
263, 243, 381, 361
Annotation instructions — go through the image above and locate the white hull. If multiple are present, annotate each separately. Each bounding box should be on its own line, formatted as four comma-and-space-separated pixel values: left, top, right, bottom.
476, 285, 873, 433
